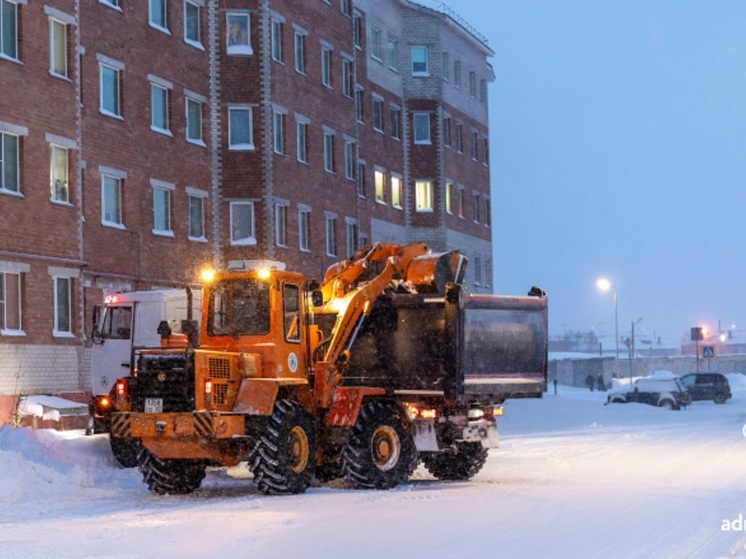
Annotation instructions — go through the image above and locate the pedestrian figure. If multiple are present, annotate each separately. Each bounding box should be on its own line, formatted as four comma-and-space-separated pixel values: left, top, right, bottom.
596, 374, 606, 391
585, 373, 595, 392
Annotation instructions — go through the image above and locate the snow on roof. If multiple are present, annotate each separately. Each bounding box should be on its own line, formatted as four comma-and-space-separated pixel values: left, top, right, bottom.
17, 396, 87, 418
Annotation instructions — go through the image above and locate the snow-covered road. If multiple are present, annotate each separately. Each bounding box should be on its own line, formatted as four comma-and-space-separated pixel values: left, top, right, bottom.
2, 380, 746, 559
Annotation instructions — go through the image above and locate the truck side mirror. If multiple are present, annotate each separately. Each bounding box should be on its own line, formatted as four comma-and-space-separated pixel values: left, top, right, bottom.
92, 328, 103, 344
311, 290, 324, 307
157, 320, 172, 339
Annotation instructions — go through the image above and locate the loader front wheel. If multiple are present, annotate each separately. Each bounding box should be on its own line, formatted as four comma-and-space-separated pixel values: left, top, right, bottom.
252, 399, 317, 495
110, 436, 143, 468
137, 448, 207, 495
421, 442, 488, 481
342, 401, 417, 489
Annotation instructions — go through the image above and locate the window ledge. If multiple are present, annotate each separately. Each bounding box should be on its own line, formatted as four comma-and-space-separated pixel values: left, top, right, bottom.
0, 54, 22, 65
149, 22, 171, 35
51, 199, 74, 207
188, 235, 208, 243
231, 237, 257, 246
0, 189, 24, 199
99, 109, 124, 121
98, 0, 123, 12
1, 329, 26, 337
102, 220, 126, 230
229, 144, 256, 151
53, 331, 76, 339
151, 126, 173, 137
185, 39, 205, 51
152, 229, 175, 238
49, 71, 72, 82
187, 138, 206, 148
227, 46, 253, 56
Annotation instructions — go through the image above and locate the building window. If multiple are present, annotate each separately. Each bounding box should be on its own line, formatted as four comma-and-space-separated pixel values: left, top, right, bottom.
325, 215, 337, 256
471, 130, 478, 160
441, 51, 449, 81
186, 97, 203, 144
0, 132, 19, 194
483, 199, 491, 227
151, 84, 169, 133
480, 78, 488, 105
184, 0, 201, 46
323, 131, 334, 173
485, 259, 493, 287
370, 26, 382, 60
149, 0, 167, 31
271, 18, 282, 62
389, 106, 400, 140
355, 89, 364, 122
344, 140, 355, 180
0, 0, 18, 60
50, 146, 69, 203
372, 98, 384, 132
296, 120, 308, 163
474, 256, 482, 287
387, 38, 397, 70
188, 192, 205, 239
294, 31, 305, 73
445, 182, 452, 214
101, 175, 122, 226
53, 277, 71, 335
321, 47, 332, 87
340, 0, 351, 17
454, 59, 461, 88
411, 46, 428, 76
374, 169, 385, 203
230, 201, 255, 245
458, 186, 465, 218
472, 193, 480, 223
49, 19, 68, 77
483, 138, 489, 165
0, 271, 22, 333
469, 70, 477, 98
100, 63, 121, 117
152, 185, 172, 234
413, 112, 431, 144
346, 219, 358, 258
273, 111, 284, 154
357, 162, 366, 197
443, 116, 451, 148
298, 207, 310, 251
275, 202, 287, 247
342, 59, 353, 98
455, 123, 463, 153
227, 12, 251, 55
229, 106, 253, 150
391, 174, 402, 209
415, 180, 432, 212
353, 14, 362, 49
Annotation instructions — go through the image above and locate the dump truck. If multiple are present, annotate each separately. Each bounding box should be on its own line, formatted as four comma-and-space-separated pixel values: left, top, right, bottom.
89, 288, 200, 466
110, 243, 547, 494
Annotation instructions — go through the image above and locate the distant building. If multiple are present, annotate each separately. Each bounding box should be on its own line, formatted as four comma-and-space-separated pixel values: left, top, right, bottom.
0, 0, 494, 415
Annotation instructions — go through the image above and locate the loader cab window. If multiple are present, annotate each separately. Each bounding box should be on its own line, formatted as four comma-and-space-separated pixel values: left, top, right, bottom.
101, 306, 133, 340
208, 279, 270, 336
283, 283, 301, 343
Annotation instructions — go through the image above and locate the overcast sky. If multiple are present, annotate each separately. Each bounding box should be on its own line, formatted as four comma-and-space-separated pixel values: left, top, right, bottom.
438, 0, 746, 347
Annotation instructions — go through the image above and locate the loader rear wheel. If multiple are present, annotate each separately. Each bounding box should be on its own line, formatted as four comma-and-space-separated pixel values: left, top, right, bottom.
252, 399, 317, 495
342, 401, 417, 489
137, 448, 207, 495
421, 442, 488, 481
110, 436, 143, 468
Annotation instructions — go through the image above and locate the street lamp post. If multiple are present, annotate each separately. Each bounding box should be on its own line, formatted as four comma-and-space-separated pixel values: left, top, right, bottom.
597, 278, 619, 359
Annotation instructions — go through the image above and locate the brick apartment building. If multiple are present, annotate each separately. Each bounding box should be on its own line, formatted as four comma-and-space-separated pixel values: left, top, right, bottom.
0, 0, 494, 417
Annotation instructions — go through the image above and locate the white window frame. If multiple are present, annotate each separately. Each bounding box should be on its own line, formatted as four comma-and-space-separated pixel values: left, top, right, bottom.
49, 17, 68, 78
323, 128, 335, 173
372, 97, 384, 133
342, 57, 353, 98
374, 167, 386, 204
344, 137, 355, 181
53, 276, 73, 337
294, 28, 306, 74
353, 13, 362, 49
415, 180, 433, 212
98, 57, 123, 118
413, 112, 431, 145
0, 131, 20, 195
149, 0, 168, 32
321, 45, 332, 88
445, 181, 453, 214
50, 145, 69, 204
391, 173, 402, 209
357, 161, 366, 198
275, 200, 288, 248
370, 26, 382, 61
100, 168, 126, 228
185, 93, 205, 145
469, 70, 477, 98
187, 187, 207, 241
298, 205, 311, 252
0, 266, 25, 335
151, 179, 174, 236
472, 192, 480, 224
273, 109, 285, 154
230, 201, 256, 246
296, 115, 309, 163
345, 217, 358, 258
355, 88, 364, 123
471, 129, 479, 160
184, 0, 202, 48
387, 38, 398, 71
411, 45, 428, 76
0, 0, 18, 60
325, 213, 337, 257
455, 122, 463, 153
226, 12, 252, 55
270, 17, 283, 62
150, 82, 170, 134
441, 51, 449, 81
228, 105, 254, 150
389, 105, 400, 140
454, 59, 461, 88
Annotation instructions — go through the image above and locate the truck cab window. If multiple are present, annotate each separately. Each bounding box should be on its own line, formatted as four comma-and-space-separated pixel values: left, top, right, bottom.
283, 283, 301, 342
102, 306, 133, 340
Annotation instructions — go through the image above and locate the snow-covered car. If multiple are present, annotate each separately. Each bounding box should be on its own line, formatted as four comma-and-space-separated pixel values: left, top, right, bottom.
606, 370, 691, 410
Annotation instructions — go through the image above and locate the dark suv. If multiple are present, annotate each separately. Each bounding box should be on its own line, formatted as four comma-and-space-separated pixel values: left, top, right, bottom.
679, 373, 731, 404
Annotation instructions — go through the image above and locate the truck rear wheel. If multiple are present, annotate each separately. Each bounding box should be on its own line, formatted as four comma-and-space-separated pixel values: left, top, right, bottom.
110, 436, 143, 468
137, 448, 207, 495
252, 399, 317, 495
421, 442, 488, 481
342, 401, 417, 489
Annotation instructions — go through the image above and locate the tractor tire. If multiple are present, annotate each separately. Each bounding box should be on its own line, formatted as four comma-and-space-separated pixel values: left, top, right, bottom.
110, 436, 143, 468
252, 399, 317, 495
342, 400, 417, 490
137, 447, 207, 495
421, 442, 489, 481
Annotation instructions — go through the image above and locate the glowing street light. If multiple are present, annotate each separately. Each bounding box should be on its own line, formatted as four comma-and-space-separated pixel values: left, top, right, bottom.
597, 277, 619, 359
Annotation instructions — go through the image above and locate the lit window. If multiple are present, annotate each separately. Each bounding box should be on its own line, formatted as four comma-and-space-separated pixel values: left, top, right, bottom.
230, 201, 255, 245
415, 180, 432, 212
445, 182, 452, 214
185, 0, 201, 46
411, 46, 428, 75
49, 19, 68, 77
149, 0, 167, 31
0, 132, 19, 194
391, 175, 402, 209
53, 277, 71, 335
151, 84, 169, 133
227, 12, 251, 55
50, 146, 69, 203
102, 174, 122, 226
186, 97, 203, 144
374, 169, 385, 203
413, 113, 430, 144
1, 0, 18, 60
229, 106, 253, 150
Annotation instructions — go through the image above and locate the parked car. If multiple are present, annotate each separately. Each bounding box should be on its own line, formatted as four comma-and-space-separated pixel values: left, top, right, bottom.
606, 370, 691, 410
679, 373, 731, 404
